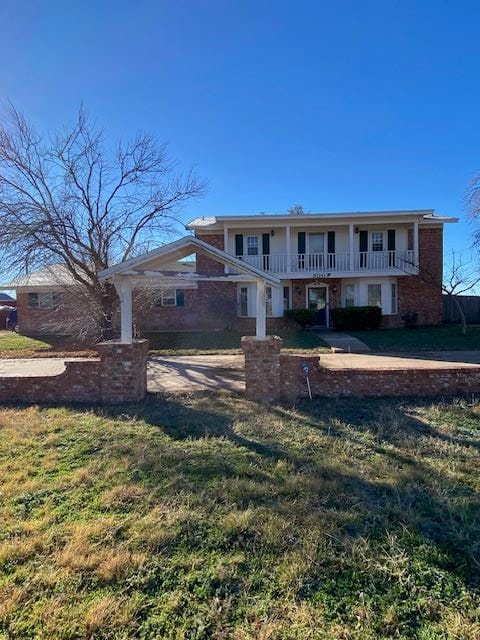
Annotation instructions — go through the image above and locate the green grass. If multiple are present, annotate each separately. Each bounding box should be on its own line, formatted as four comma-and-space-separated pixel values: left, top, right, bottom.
1, 393, 480, 638
350, 324, 480, 353
0, 331, 95, 359
145, 330, 329, 355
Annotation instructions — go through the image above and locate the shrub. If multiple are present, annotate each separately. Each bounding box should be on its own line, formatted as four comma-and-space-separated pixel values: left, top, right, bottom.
401, 311, 419, 328
284, 308, 316, 328
331, 306, 382, 331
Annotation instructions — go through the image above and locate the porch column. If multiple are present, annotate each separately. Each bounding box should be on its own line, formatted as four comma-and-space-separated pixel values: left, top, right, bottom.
349, 223, 354, 271
286, 224, 291, 272
256, 278, 267, 339
115, 278, 133, 344
223, 225, 229, 274
413, 221, 419, 269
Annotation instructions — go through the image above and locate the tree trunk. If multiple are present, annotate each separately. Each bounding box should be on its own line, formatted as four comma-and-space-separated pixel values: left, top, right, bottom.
98, 281, 118, 341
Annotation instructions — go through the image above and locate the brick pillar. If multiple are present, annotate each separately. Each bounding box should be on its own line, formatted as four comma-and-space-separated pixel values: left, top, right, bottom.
96, 339, 149, 404
241, 335, 283, 402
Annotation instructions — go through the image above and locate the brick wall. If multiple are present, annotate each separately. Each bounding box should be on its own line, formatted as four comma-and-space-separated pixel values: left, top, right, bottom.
397, 227, 443, 326
136, 281, 237, 332
279, 353, 480, 400
0, 340, 148, 405
16, 290, 87, 336
242, 338, 480, 402
242, 335, 283, 402
195, 233, 225, 275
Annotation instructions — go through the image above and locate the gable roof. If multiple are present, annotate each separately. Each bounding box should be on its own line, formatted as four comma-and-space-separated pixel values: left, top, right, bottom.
97, 236, 280, 285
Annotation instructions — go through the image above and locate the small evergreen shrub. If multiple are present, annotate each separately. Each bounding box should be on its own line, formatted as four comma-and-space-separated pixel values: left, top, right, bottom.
331, 306, 382, 331
284, 308, 316, 328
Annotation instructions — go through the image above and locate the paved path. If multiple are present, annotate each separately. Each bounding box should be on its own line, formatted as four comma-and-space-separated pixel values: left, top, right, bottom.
318, 331, 371, 353
0, 357, 89, 377
318, 351, 480, 370
148, 355, 245, 392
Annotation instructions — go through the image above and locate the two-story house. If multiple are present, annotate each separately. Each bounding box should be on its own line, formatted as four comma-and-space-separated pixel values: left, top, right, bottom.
2, 209, 457, 336
182, 209, 456, 330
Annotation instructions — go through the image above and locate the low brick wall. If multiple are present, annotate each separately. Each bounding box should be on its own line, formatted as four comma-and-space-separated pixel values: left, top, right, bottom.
279, 354, 480, 400
0, 340, 149, 405
242, 336, 480, 402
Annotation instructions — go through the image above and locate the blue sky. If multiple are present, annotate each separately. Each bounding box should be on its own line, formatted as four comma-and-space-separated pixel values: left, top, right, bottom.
1, 0, 479, 260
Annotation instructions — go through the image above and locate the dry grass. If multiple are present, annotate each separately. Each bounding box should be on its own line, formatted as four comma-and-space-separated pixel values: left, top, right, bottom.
1, 392, 480, 638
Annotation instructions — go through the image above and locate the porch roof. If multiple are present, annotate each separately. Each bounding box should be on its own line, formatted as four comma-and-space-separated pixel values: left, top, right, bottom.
97, 236, 280, 286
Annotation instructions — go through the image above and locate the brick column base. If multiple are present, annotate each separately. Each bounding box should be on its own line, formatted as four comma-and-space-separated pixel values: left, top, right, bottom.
96, 339, 149, 404
242, 335, 283, 402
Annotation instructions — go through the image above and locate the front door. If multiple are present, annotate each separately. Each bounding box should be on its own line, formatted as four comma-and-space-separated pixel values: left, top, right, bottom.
307, 286, 328, 326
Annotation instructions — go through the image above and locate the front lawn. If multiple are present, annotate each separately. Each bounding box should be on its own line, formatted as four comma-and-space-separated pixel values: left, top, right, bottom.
1, 393, 480, 638
0, 331, 95, 359
145, 330, 329, 355
350, 324, 480, 352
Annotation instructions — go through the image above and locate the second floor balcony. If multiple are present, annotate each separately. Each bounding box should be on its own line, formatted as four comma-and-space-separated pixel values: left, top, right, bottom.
234, 249, 417, 275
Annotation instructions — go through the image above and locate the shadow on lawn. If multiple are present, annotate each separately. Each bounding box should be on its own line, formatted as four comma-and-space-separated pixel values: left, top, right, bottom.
95, 392, 480, 591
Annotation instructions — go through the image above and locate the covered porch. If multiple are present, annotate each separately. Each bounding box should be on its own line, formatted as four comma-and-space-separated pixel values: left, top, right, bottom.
97, 236, 281, 343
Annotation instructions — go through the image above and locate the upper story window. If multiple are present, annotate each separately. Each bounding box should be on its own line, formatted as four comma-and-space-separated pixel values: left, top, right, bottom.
28, 291, 62, 310
246, 236, 259, 256
371, 232, 384, 252
308, 233, 325, 254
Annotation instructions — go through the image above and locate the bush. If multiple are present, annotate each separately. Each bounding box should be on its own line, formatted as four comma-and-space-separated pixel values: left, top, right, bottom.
284, 308, 316, 328
331, 306, 382, 331
401, 311, 419, 329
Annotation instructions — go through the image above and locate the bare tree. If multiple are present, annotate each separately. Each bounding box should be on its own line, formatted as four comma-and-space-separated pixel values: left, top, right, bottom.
403, 249, 480, 334
0, 105, 205, 339
288, 204, 307, 215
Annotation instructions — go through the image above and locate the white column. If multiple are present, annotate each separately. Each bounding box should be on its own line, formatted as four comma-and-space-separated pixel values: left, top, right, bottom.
256, 279, 266, 340
413, 221, 419, 269
116, 278, 133, 343
223, 226, 229, 274
286, 225, 291, 273
349, 223, 354, 271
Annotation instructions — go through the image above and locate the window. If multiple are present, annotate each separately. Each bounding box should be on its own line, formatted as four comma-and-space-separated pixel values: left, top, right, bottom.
154, 289, 184, 307
371, 232, 384, 252
238, 287, 248, 317
367, 284, 382, 308
344, 284, 355, 307
266, 286, 273, 317
391, 283, 398, 314
283, 286, 290, 311
28, 291, 62, 310
309, 233, 325, 254
246, 236, 259, 256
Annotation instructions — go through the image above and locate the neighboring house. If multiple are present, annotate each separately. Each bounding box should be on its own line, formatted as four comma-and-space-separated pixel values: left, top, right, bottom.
1, 209, 457, 335
0, 292, 16, 329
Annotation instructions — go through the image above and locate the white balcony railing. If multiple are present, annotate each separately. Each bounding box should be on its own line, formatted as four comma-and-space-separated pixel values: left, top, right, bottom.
235, 250, 416, 274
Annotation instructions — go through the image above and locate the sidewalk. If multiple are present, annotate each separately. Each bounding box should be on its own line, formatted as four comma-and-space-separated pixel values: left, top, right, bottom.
318, 331, 371, 354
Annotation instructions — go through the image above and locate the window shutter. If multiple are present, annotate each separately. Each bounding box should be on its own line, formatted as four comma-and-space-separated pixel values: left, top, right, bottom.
327, 231, 335, 254
298, 232, 306, 254
235, 234, 244, 257
387, 229, 396, 251
262, 233, 270, 255
175, 289, 185, 307
359, 230, 368, 252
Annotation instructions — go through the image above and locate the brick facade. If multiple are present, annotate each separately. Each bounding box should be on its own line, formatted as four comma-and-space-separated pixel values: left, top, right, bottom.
14, 227, 445, 336
0, 340, 148, 405
397, 227, 443, 326
195, 233, 225, 275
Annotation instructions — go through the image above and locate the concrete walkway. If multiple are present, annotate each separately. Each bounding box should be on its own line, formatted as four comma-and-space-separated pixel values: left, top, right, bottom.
148, 355, 245, 393
0, 357, 93, 377
319, 331, 371, 353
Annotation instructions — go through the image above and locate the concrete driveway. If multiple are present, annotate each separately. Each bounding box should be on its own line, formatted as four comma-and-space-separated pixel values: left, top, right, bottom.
147, 355, 245, 392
